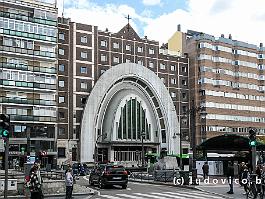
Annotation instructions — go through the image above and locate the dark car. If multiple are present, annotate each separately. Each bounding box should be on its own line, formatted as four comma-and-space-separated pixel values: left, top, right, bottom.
89, 164, 128, 189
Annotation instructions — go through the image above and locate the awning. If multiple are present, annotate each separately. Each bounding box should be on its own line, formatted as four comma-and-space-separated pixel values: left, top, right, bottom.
197, 134, 265, 151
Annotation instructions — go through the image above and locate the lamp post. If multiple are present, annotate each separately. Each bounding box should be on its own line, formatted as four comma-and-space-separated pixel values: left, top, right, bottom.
94, 133, 106, 163
189, 100, 207, 185
141, 132, 145, 167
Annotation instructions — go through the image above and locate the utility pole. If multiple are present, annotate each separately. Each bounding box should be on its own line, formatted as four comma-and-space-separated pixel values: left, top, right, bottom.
0, 114, 10, 199
141, 132, 145, 167
249, 128, 257, 173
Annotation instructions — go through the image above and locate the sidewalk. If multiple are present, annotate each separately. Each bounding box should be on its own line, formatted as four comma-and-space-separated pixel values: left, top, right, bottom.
196, 175, 246, 199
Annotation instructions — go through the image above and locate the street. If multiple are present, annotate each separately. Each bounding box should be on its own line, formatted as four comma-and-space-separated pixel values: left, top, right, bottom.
45, 181, 228, 199
54, 175, 228, 199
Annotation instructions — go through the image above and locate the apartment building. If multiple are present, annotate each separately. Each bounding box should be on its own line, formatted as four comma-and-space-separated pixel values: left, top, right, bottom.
169, 28, 265, 145
57, 18, 189, 164
0, 0, 58, 167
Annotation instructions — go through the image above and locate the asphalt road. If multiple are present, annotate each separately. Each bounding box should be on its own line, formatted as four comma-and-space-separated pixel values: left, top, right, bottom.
49, 176, 228, 199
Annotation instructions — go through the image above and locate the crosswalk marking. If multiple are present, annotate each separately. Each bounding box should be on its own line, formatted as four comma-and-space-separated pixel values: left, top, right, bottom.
164, 191, 224, 199
98, 191, 225, 199
100, 195, 123, 199
155, 192, 217, 199
116, 194, 146, 199
134, 193, 170, 199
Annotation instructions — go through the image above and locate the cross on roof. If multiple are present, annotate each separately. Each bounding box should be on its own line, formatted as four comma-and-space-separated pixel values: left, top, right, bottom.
125, 14, 132, 31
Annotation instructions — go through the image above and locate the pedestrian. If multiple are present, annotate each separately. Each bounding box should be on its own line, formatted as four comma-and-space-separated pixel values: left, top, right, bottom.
202, 162, 209, 179
29, 164, 43, 199
238, 162, 245, 186
261, 165, 265, 196
256, 165, 262, 194
65, 168, 74, 199
227, 161, 234, 194
241, 165, 250, 194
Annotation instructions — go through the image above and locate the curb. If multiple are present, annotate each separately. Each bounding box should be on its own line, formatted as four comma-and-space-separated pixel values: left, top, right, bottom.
196, 187, 234, 199
0, 191, 95, 199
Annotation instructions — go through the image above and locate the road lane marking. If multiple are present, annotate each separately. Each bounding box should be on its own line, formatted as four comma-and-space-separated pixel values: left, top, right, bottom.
100, 195, 123, 199
116, 193, 146, 199
134, 193, 169, 199
164, 191, 224, 199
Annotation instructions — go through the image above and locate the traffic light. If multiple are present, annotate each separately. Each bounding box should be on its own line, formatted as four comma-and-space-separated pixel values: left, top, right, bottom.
0, 114, 10, 138
249, 128, 256, 146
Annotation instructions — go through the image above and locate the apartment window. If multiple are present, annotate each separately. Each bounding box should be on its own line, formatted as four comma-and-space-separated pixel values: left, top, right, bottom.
81, 51, 87, 59
59, 32, 64, 40
171, 65, 176, 71
149, 62, 154, 68
101, 54, 107, 62
182, 92, 187, 99
59, 80, 64, 87
160, 63, 166, 70
59, 112, 65, 119
182, 66, 187, 72
81, 82, 87, 89
80, 66, 87, 74
81, 36, 87, 43
126, 44, 131, 51
182, 79, 187, 86
149, 48, 155, 54
81, 97, 87, 104
171, 78, 177, 84
113, 57, 119, 63
137, 60, 143, 65
58, 128, 65, 136
113, 42, 119, 49
59, 64, 65, 72
126, 59, 130, 63
59, 48, 64, 55
59, 96, 65, 103
101, 40, 107, 47
137, 46, 143, 53
171, 92, 176, 98
161, 77, 165, 83
182, 106, 187, 113
58, 147, 66, 157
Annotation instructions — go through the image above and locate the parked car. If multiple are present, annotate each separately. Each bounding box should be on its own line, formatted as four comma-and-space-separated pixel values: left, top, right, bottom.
89, 164, 128, 189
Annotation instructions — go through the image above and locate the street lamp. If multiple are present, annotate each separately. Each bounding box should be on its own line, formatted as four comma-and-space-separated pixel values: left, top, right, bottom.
189, 100, 207, 185
94, 133, 107, 162
141, 132, 145, 167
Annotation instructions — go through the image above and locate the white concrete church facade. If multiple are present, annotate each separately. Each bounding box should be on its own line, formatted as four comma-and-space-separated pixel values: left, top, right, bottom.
81, 63, 180, 166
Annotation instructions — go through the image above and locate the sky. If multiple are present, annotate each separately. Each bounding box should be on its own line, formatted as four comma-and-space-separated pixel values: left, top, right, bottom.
57, 0, 265, 46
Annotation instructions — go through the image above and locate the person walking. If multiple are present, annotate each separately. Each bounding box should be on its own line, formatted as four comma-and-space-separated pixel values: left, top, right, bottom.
65, 168, 74, 199
29, 164, 43, 199
238, 162, 245, 186
241, 165, 250, 194
202, 162, 209, 179
227, 161, 234, 194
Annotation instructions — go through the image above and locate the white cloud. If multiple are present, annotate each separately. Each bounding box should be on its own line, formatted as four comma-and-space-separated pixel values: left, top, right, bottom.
57, 0, 265, 47
142, 0, 161, 6
144, 0, 265, 46
58, 0, 140, 33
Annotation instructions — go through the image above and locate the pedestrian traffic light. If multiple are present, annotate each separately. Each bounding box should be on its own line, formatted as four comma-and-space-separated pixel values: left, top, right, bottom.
249, 128, 256, 146
0, 114, 10, 138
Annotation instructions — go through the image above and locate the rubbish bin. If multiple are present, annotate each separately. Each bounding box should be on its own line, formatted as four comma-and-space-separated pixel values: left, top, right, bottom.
179, 171, 190, 185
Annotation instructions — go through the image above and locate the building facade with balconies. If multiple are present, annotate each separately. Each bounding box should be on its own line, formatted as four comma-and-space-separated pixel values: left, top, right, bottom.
0, 0, 58, 167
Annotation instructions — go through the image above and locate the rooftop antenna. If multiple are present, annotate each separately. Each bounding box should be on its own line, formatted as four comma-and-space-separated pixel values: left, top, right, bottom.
125, 14, 131, 31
